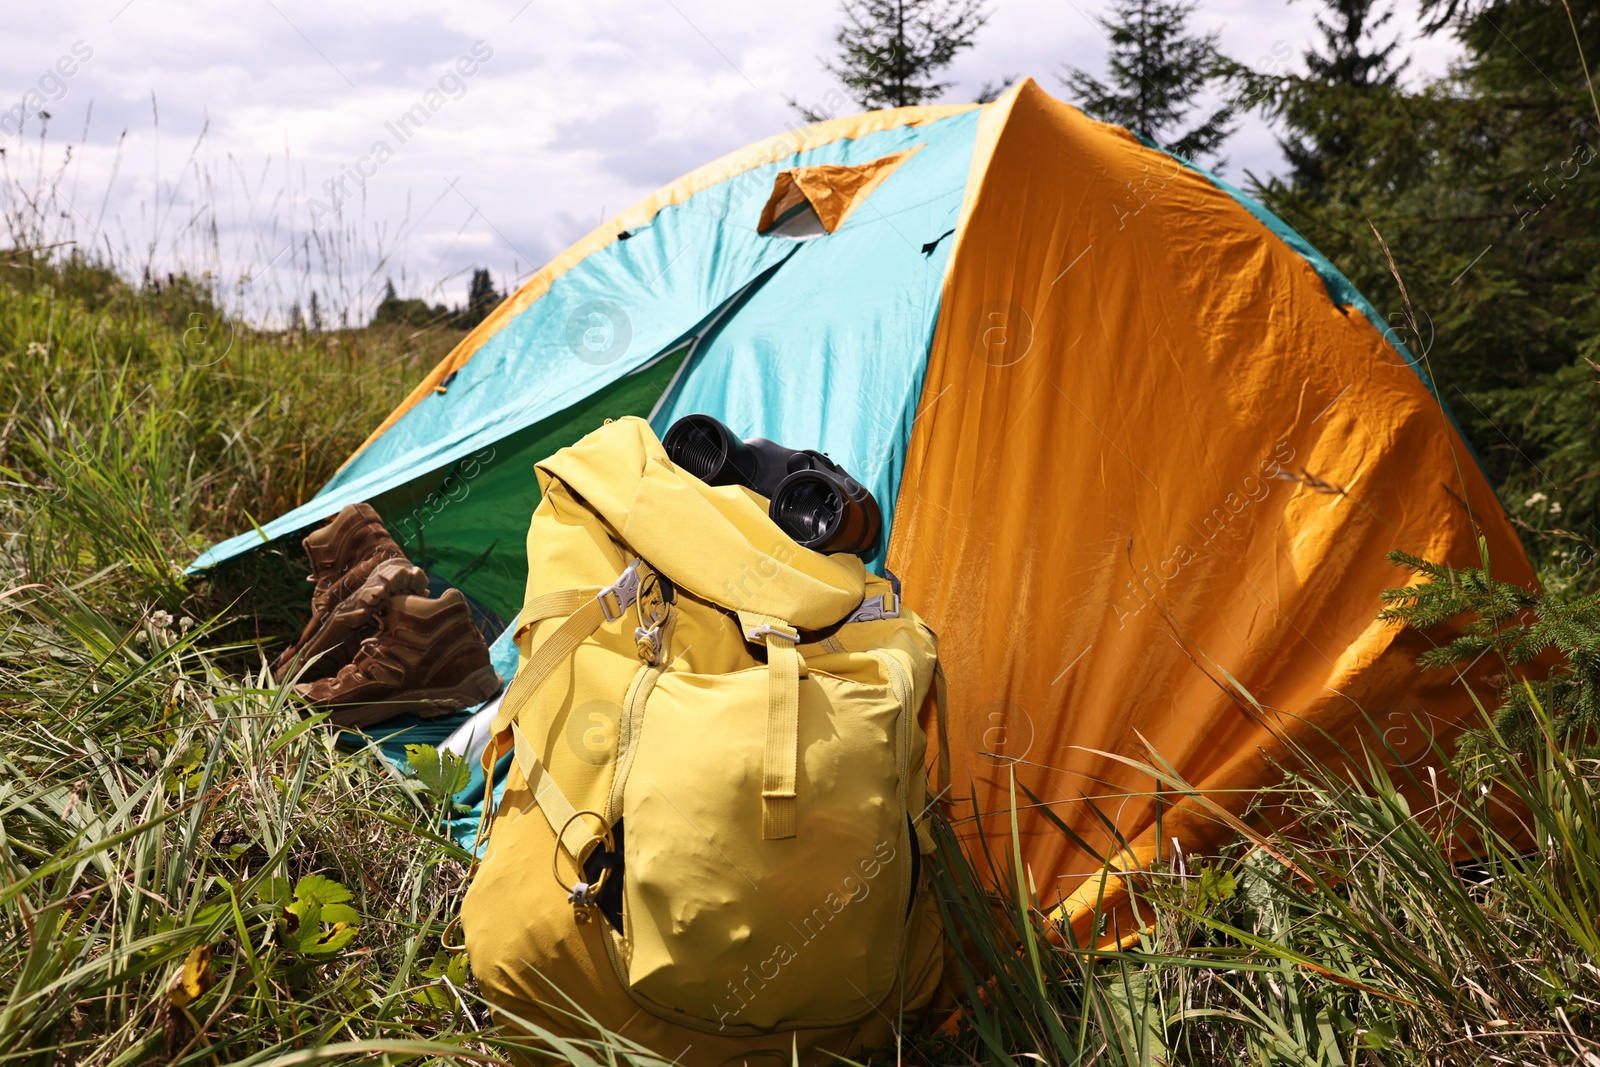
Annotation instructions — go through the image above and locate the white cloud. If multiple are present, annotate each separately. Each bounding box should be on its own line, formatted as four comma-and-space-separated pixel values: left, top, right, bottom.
2, 0, 1458, 324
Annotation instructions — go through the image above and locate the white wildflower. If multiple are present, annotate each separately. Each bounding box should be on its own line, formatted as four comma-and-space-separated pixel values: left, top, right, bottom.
1524, 492, 1548, 508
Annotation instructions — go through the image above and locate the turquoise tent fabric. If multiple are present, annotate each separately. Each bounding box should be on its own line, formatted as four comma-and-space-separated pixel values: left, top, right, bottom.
650, 110, 981, 573
188, 110, 984, 575
366, 347, 695, 622
392, 110, 984, 845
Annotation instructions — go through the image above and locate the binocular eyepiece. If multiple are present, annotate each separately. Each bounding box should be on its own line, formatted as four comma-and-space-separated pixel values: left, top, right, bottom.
662, 414, 881, 557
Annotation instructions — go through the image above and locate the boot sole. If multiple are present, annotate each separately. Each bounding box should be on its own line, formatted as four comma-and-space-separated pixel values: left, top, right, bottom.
325, 666, 503, 730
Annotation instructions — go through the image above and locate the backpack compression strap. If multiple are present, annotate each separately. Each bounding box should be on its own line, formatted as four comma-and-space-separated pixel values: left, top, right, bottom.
485, 560, 811, 848
738, 610, 805, 841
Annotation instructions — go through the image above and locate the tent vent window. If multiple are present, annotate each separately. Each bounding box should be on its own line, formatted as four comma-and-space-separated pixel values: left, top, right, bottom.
755, 146, 921, 239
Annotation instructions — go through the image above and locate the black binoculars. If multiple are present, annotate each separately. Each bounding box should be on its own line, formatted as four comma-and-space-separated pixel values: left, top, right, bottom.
662, 414, 882, 557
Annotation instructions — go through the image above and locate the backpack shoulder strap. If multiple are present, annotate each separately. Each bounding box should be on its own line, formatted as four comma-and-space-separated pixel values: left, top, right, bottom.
482, 559, 650, 858
489, 559, 646, 739
508, 719, 595, 859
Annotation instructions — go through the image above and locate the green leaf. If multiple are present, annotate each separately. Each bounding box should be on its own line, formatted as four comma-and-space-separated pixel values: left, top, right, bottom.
412, 950, 471, 1012
291, 872, 353, 908
1196, 863, 1237, 907
303, 922, 359, 955
280, 874, 361, 955
405, 743, 472, 802
255, 876, 292, 907
1360, 1019, 1398, 1049
419, 950, 449, 980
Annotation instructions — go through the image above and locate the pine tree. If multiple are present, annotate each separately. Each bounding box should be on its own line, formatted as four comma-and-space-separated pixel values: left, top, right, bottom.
1061, 0, 1235, 163
1236, 0, 1600, 583
1381, 549, 1600, 754
1305, 0, 1406, 86
463, 268, 500, 329
1272, 0, 1408, 196
308, 290, 324, 333
817, 0, 991, 111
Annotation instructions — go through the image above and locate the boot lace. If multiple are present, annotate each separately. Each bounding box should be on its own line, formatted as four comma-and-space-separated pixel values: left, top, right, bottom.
341, 610, 402, 682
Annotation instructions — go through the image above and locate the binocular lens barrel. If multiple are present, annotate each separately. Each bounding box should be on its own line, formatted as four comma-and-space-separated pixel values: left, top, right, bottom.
662, 414, 881, 557
771, 470, 880, 555
663, 414, 744, 487
770, 473, 842, 546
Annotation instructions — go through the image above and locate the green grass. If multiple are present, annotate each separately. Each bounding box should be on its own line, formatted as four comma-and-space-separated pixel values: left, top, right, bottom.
927, 706, 1600, 1065
0, 256, 696, 1065
4, 253, 1599, 1066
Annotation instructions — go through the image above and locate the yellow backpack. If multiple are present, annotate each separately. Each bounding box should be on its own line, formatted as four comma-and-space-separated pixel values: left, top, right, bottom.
461, 417, 948, 1065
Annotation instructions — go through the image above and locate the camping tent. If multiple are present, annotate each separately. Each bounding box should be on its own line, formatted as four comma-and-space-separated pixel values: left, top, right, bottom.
193, 79, 1534, 934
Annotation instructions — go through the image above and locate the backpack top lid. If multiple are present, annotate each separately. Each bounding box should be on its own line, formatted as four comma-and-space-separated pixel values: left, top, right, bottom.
536, 416, 867, 630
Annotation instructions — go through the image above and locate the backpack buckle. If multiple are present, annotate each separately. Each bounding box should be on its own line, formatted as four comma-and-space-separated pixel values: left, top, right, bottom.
597, 560, 642, 623
634, 567, 671, 664
553, 810, 615, 925
844, 591, 899, 624
745, 621, 799, 643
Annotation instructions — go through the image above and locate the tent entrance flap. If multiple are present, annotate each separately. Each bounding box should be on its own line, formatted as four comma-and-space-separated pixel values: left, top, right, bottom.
369, 345, 694, 622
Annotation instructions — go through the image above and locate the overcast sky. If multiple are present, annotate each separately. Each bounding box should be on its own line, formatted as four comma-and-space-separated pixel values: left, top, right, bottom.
4, 0, 1459, 324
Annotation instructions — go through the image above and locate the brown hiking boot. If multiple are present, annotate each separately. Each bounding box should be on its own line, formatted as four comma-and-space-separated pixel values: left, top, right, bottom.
275, 503, 409, 680
294, 589, 503, 729
279, 557, 430, 679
